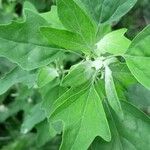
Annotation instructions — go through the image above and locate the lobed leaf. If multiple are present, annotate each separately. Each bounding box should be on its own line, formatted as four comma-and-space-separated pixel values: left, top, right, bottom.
95, 29, 131, 56
50, 84, 111, 150
40, 6, 64, 29
0, 9, 62, 70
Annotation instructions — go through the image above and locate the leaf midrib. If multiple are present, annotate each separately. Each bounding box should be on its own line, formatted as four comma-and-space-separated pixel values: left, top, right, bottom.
70, 86, 93, 150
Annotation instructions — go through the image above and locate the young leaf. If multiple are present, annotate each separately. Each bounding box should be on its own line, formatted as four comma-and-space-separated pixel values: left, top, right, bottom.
90, 101, 150, 150
124, 25, 150, 90
50, 84, 111, 150
37, 66, 59, 88
0, 67, 37, 95
79, 0, 137, 24
95, 29, 131, 56
62, 61, 96, 87
57, 0, 97, 53
105, 66, 123, 118
0, 9, 62, 70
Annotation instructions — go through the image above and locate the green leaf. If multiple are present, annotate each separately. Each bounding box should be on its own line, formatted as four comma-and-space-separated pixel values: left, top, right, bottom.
40, 6, 64, 29
24, 2, 64, 29
50, 84, 111, 150
57, 0, 97, 54
0, 9, 62, 70
95, 29, 131, 56
0, 67, 37, 95
62, 61, 96, 87
37, 66, 59, 88
94, 79, 106, 101
90, 101, 150, 150
125, 57, 150, 90
21, 103, 46, 134
105, 66, 123, 118
41, 27, 91, 53
125, 25, 150, 90
79, 0, 137, 24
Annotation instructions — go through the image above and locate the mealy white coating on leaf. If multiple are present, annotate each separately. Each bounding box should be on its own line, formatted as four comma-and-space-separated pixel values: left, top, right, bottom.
92, 59, 103, 70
